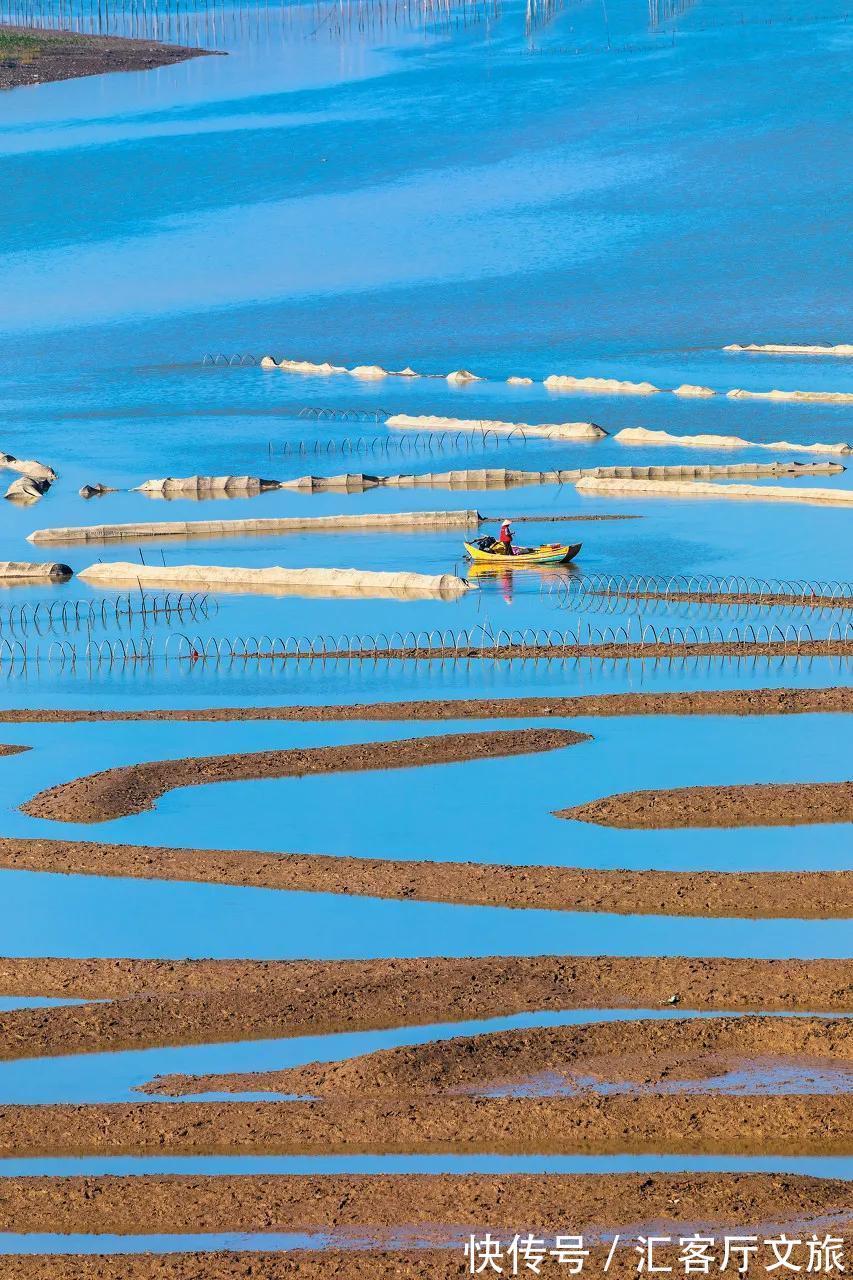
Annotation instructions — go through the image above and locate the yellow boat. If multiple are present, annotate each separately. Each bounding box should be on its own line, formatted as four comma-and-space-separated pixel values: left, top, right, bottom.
464, 540, 582, 566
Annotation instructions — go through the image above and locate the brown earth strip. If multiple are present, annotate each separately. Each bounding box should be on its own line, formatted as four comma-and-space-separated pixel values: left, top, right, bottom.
0, 956, 850, 1062
0, 26, 212, 90
141, 1015, 850, 1098
558, 781, 853, 829
0, 744, 27, 756
599, 588, 850, 608
482, 512, 642, 521
0, 1171, 846, 1237
1, 836, 850, 918
20, 727, 585, 824
100, 639, 853, 662
0, 684, 849, 724
5, 1247, 841, 1280
0, 1093, 847, 1156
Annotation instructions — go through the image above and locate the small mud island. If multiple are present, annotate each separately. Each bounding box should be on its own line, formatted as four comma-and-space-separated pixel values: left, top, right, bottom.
0, 25, 213, 90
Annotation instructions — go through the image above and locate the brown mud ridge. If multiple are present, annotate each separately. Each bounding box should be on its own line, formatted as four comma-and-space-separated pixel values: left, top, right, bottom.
482, 512, 642, 522
1, 1171, 847, 1238
559, 780, 853, 829
595, 588, 852, 608
0, 744, 27, 756
1, 684, 849, 725
138, 639, 853, 662
10, 1244, 853, 1280
0, 956, 849, 1062
0, 26, 212, 90
2, 836, 850, 918
5, 1247, 853, 1280
21, 727, 585, 824
142, 1015, 850, 1098
0, 1093, 847, 1156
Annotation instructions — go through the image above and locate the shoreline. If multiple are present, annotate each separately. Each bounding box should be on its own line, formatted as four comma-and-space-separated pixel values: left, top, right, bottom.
0, 25, 215, 90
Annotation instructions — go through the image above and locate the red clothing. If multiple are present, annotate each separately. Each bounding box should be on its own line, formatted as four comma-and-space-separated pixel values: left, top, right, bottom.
499, 526, 513, 546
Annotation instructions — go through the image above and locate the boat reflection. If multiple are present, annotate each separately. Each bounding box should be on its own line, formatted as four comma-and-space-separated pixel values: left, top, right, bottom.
466, 561, 582, 604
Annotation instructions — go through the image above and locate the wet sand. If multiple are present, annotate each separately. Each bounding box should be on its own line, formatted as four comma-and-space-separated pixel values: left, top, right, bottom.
0, 1093, 847, 1155
0, 685, 849, 724
1, 1171, 847, 1236
0, 26, 211, 90
558, 781, 853, 829
0, 956, 849, 1060
21, 727, 586, 823
1, 836, 850, 918
140, 1014, 850, 1097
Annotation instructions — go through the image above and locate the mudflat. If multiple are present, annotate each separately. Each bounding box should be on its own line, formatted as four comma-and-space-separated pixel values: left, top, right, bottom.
0, 955, 849, 1060
139, 1014, 850, 1097
0, 26, 211, 90
0, 684, 849, 723
0, 836, 849, 917
6, 1244, 849, 1280
558, 781, 853, 829
0, 1093, 848, 1156
21, 727, 586, 823
1, 1171, 847, 1235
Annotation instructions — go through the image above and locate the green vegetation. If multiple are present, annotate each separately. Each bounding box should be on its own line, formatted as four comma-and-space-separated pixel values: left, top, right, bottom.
0, 32, 45, 63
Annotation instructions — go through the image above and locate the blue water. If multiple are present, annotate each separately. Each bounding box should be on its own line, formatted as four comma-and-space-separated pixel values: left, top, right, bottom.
0, 0, 851, 634
0, 0, 850, 1205
1, 714, 850, 870
0, 650, 848, 706
5, 869, 847, 958
2, 1155, 850, 1178
1, 0, 851, 364
0, 1234, 327, 1255
0, 1008, 798, 1103
0, 997, 91, 1010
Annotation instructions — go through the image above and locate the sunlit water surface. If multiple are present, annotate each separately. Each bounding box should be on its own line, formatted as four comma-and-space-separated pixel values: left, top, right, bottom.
0, 0, 850, 1205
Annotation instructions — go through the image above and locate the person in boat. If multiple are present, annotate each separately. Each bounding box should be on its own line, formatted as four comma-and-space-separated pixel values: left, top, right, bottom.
497, 518, 514, 554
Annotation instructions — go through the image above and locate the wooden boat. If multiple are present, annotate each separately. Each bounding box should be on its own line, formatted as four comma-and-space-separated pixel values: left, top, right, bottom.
463, 540, 582, 566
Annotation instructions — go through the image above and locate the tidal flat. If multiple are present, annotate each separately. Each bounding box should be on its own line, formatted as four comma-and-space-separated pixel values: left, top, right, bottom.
0, 0, 850, 1270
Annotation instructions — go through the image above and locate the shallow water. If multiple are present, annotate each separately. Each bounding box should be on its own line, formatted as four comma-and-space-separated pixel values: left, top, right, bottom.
1, 539, 849, 653
480, 1061, 853, 1100
1, 0, 852, 638
0, 0, 850, 1218
0, 997, 91, 1011
2, 713, 850, 870
2, 1154, 851, 1178
1, 0, 852, 365
0, 1234, 327, 1255
4, 1205, 848, 1253
5, 479, 853, 644
6, 869, 846, 958
0, 650, 848, 707
0, 1008, 795, 1104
